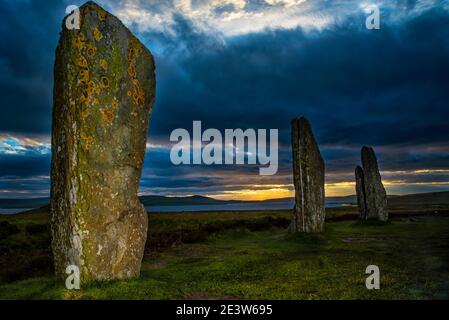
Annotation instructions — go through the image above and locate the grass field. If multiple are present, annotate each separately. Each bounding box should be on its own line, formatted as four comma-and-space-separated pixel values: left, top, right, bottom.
1, 206, 449, 299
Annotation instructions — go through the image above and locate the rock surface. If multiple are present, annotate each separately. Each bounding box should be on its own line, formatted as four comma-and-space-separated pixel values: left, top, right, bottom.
355, 147, 388, 221
291, 117, 325, 233
355, 165, 367, 219
51, 2, 156, 281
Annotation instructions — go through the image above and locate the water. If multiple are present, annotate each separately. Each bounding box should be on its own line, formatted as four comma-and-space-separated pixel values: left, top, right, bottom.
0, 208, 34, 215
0, 200, 355, 215
146, 199, 354, 213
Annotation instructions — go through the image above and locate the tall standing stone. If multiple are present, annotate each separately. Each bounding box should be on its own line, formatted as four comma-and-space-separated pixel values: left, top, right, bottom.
51, 2, 156, 281
291, 117, 325, 233
355, 147, 388, 221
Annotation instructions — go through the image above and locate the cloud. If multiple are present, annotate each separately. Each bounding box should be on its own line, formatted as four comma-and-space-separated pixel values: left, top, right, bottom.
0, 134, 50, 155
111, 0, 330, 37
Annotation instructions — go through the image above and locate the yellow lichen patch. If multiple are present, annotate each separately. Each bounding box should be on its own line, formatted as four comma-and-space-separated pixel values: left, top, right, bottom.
127, 91, 132, 97
78, 32, 86, 42
78, 55, 89, 69
112, 99, 119, 109
93, 27, 103, 42
79, 69, 90, 84
100, 107, 115, 125
100, 76, 109, 89
98, 10, 106, 21
87, 80, 99, 96
100, 59, 108, 70
80, 133, 95, 150
86, 43, 96, 58
81, 107, 90, 120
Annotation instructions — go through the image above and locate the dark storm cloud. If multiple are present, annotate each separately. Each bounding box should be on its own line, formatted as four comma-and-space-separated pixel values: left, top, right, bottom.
0, 0, 69, 134
0, 153, 50, 178
148, 7, 449, 148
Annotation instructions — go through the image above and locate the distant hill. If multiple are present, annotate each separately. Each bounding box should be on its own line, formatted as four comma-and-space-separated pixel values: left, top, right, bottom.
0, 191, 448, 210
139, 195, 241, 206
0, 195, 233, 209
387, 191, 449, 207
0, 197, 50, 209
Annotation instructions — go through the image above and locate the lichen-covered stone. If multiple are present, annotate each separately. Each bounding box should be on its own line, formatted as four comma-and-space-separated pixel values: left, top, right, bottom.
291, 117, 325, 233
355, 147, 388, 221
51, 1, 156, 281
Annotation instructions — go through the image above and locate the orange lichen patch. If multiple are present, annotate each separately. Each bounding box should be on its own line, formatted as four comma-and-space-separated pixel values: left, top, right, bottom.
78, 55, 89, 69
100, 107, 115, 125
74, 33, 86, 51
80, 91, 89, 105
100, 76, 109, 89
79, 69, 90, 84
132, 90, 145, 106
86, 43, 96, 58
129, 78, 146, 106
93, 27, 103, 42
80, 133, 95, 150
128, 48, 137, 62
133, 79, 142, 91
127, 39, 146, 105
128, 38, 143, 60
100, 59, 108, 70
128, 64, 137, 78
132, 91, 140, 104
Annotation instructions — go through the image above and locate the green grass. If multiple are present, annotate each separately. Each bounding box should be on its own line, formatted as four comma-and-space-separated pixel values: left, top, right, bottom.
1, 208, 449, 300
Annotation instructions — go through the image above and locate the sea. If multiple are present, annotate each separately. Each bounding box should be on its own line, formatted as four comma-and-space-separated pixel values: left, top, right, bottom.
145, 198, 354, 213
0, 199, 355, 215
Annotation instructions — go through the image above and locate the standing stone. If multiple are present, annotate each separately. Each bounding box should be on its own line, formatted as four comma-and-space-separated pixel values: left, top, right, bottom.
355, 166, 367, 219
355, 147, 388, 221
291, 117, 325, 233
51, 2, 156, 281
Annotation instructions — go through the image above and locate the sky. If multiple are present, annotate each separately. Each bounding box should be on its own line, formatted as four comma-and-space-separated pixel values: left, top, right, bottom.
1, 0, 449, 200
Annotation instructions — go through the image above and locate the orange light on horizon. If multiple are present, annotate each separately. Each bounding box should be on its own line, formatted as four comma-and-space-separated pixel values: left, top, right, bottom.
207, 188, 294, 201
206, 182, 358, 201
203, 179, 449, 201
